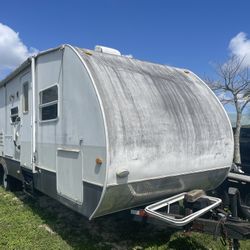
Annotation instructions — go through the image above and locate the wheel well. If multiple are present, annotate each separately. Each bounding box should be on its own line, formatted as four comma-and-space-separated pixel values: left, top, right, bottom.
0, 164, 4, 173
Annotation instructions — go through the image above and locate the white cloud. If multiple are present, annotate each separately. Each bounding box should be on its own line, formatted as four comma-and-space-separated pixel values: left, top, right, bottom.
229, 32, 250, 67
217, 91, 233, 103
0, 23, 38, 78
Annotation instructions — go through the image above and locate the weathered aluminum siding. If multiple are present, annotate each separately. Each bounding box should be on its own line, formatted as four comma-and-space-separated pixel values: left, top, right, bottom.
62, 47, 106, 186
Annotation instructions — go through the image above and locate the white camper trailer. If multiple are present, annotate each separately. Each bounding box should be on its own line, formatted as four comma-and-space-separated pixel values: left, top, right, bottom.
0, 45, 234, 219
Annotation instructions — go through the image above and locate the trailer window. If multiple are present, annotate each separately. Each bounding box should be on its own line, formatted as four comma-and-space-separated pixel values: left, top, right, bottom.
10, 107, 19, 123
23, 82, 29, 113
39, 85, 58, 121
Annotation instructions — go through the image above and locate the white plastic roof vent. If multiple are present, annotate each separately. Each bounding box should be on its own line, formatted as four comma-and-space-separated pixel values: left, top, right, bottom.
95, 45, 121, 56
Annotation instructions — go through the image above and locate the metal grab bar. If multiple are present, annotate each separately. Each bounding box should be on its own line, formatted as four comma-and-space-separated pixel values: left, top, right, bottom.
57, 148, 80, 153
145, 192, 222, 227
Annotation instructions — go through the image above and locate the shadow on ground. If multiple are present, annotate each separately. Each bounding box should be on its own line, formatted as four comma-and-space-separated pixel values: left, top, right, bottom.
13, 191, 174, 249
9, 192, 229, 250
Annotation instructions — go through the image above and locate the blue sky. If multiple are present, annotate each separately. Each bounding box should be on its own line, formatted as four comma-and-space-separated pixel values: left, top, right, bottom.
1, 0, 250, 119
1, 0, 250, 76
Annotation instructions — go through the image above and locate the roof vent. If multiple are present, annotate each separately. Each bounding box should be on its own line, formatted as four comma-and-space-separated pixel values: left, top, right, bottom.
95, 45, 121, 56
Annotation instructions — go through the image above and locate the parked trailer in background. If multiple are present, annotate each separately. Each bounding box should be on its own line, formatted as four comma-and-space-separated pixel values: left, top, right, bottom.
0, 44, 234, 219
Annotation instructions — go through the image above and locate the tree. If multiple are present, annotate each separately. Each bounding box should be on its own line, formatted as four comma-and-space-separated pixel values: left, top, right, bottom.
207, 56, 250, 164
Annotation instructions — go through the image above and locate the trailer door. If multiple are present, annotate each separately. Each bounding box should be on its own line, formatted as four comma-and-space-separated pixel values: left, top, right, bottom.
5, 80, 22, 159
20, 73, 32, 170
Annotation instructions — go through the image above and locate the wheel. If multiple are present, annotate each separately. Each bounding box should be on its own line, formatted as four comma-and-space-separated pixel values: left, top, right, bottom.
0, 166, 9, 190
0, 166, 22, 191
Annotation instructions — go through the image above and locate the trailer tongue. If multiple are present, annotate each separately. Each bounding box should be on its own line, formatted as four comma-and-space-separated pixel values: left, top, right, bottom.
132, 188, 250, 250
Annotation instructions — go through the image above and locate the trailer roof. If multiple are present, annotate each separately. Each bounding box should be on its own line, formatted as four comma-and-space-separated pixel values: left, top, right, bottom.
0, 58, 31, 88
0, 44, 186, 89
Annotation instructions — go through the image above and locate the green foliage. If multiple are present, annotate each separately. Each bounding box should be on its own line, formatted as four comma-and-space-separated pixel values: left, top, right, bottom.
0, 187, 250, 250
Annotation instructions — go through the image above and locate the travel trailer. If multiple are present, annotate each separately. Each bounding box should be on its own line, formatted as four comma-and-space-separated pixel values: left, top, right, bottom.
0, 44, 234, 219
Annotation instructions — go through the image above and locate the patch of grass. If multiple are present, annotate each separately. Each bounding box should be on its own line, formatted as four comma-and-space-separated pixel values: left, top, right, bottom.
0, 187, 250, 249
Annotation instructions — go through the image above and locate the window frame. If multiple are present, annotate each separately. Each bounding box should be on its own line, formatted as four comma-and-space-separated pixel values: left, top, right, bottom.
22, 81, 29, 114
39, 84, 59, 123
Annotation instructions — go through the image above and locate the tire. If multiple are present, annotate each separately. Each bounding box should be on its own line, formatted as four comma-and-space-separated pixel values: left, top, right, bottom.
0, 166, 10, 190
0, 167, 22, 191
